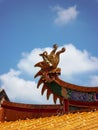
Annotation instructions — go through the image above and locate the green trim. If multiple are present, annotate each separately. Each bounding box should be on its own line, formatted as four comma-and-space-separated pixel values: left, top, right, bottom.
46, 82, 62, 96
46, 82, 96, 102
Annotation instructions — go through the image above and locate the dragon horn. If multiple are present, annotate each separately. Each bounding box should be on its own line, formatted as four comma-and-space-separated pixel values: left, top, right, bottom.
53, 94, 58, 104
34, 70, 43, 78
41, 84, 47, 95
34, 62, 44, 68
37, 77, 43, 88
46, 89, 52, 100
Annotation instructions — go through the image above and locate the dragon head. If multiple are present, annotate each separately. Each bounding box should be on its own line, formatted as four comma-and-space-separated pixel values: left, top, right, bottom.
34, 44, 66, 104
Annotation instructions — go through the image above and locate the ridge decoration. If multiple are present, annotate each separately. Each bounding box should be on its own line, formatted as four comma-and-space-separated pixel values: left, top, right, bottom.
34, 44, 98, 104
34, 44, 66, 104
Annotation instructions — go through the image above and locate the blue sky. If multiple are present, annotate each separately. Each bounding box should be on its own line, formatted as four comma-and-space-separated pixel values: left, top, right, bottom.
0, 0, 98, 104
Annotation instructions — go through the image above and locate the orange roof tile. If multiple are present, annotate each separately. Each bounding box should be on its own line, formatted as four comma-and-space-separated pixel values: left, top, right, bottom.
0, 110, 98, 130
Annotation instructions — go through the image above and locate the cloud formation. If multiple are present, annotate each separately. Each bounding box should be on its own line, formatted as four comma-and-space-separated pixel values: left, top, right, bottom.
0, 69, 54, 104
53, 5, 79, 26
0, 44, 98, 104
90, 75, 98, 86
59, 44, 98, 76
17, 48, 43, 76
17, 44, 98, 77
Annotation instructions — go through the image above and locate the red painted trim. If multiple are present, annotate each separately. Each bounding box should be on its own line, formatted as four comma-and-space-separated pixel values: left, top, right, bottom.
1, 101, 61, 113
63, 99, 69, 113
2, 105, 58, 113
54, 77, 98, 92
69, 100, 98, 107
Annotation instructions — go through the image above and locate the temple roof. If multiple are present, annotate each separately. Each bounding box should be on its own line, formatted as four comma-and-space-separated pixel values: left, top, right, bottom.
0, 89, 10, 105
34, 44, 98, 104
0, 110, 98, 130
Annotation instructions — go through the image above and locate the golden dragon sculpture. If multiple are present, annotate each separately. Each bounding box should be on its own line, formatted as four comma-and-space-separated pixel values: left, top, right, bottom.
34, 44, 98, 104
34, 44, 66, 103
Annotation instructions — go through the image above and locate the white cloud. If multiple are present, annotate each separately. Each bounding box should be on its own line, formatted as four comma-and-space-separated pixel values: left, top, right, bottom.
18, 44, 98, 77
0, 69, 54, 104
89, 75, 98, 86
17, 47, 54, 76
59, 44, 98, 76
17, 44, 98, 87
17, 48, 43, 76
52, 5, 79, 26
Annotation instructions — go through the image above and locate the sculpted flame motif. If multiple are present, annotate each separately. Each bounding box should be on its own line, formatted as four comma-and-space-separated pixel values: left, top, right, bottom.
34, 44, 66, 103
